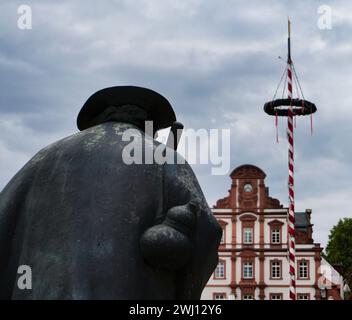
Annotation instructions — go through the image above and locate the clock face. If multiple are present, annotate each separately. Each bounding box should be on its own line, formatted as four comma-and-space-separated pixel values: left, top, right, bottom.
244, 183, 253, 192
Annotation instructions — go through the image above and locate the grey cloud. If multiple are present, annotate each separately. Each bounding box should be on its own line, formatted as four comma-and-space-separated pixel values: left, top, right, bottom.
0, 0, 351, 247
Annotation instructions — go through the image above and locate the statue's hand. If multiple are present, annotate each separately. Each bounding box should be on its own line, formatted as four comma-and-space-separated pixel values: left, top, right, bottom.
140, 202, 197, 271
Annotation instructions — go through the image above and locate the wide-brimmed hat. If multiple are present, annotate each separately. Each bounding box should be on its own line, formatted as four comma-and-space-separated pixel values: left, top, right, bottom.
77, 86, 176, 131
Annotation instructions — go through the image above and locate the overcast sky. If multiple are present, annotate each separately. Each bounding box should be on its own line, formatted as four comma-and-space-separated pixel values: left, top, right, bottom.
1, 0, 352, 248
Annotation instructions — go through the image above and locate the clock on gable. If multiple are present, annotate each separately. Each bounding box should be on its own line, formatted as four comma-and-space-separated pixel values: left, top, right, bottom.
244, 183, 253, 192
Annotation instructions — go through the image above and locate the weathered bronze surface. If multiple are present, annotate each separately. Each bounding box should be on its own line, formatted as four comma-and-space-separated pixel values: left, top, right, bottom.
0, 87, 221, 299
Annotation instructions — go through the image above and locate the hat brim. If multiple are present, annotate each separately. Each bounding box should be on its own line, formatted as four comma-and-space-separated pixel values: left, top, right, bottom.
77, 86, 176, 131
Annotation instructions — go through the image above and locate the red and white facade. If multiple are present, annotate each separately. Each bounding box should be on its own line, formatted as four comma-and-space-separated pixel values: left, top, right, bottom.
201, 164, 335, 300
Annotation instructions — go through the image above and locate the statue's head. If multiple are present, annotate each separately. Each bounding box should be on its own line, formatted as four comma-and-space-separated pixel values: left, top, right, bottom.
77, 86, 176, 133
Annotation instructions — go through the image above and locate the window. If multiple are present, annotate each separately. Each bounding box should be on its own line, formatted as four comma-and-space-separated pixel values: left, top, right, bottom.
298, 260, 309, 279
214, 261, 225, 279
213, 293, 226, 300
270, 293, 283, 300
268, 220, 284, 245
297, 293, 310, 300
270, 260, 282, 279
220, 229, 225, 244
243, 261, 253, 279
217, 220, 227, 245
243, 294, 254, 300
243, 227, 253, 244
240, 215, 256, 245
271, 228, 281, 244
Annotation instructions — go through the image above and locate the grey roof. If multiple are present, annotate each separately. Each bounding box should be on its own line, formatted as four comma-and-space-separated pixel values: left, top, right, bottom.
295, 212, 309, 227
295, 211, 310, 232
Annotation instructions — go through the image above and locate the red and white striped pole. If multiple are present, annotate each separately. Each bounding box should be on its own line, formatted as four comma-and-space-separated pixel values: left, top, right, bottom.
287, 19, 296, 300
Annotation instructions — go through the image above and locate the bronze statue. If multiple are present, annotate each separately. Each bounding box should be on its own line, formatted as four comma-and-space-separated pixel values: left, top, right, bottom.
0, 86, 221, 299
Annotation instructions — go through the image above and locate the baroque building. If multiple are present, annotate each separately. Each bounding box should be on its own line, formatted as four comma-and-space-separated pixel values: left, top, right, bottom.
201, 164, 342, 300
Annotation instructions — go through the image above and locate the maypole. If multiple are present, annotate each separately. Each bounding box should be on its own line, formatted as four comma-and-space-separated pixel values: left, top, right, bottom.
263, 19, 317, 300
286, 18, 296, 300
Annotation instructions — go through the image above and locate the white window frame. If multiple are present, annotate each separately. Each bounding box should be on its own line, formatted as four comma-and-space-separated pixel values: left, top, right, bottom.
215, 261, 225, 279
271, 261, 281, 279
297, 293, 310, 300
243, 294, 254, 300
270, 293, 283, 300
243, 261, 253, 279
271, 228, 281, 244
298, 260, 309, 279
214, 293, 226, 300
243, 227, 253, 244
220, 229, 225, 244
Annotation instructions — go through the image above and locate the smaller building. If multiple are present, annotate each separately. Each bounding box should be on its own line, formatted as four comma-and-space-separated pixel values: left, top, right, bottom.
319, 258, 345, 300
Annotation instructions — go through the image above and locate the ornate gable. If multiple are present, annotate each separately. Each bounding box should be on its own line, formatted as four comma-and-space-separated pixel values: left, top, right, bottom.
230, 164, 266, 180
214, 164, 283, 210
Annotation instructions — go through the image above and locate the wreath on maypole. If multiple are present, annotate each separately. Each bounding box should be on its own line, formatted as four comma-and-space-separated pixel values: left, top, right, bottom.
264, 98, 316, 116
